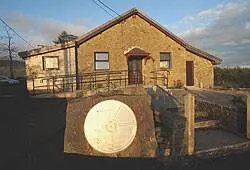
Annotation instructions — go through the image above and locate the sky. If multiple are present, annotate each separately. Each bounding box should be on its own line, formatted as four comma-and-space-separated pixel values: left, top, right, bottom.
0, 0, 249, 66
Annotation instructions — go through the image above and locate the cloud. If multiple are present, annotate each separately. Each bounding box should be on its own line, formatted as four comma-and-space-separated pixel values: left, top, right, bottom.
39, 18, 90, 40
182, 16, 195, 23
178, 27, 206, 37
198, 9, 214, 18
1, 11, 94, 51
223, 41, 238, 46
246, 21, 250, 29
170, 1, 250, 66
241, 38, 250, 45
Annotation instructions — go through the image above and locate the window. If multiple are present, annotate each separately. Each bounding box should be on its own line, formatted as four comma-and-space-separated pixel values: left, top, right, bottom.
43, 56, 59, 70
95, 52, 109, 70
160, 52, 171, 69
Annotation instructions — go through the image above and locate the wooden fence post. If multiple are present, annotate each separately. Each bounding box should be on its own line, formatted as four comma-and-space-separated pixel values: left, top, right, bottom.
32, 78, 35, 95
247, 94, 250, 139
52, 77, 55, 94
125, 72, 127, 87
184, 93, 195, 155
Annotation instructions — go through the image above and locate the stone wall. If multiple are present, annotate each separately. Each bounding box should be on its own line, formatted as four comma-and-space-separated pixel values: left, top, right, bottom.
24, 13, 216, 91
77, 14, 214, 88
149, 86, 187, 156
195, 99, 247, 135
64, 87, 157, 157
25, 47, 76, 92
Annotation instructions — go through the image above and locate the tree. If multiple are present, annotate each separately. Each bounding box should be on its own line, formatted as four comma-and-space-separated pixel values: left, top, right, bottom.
0, 27, 18, 78
53, 30, 78, 44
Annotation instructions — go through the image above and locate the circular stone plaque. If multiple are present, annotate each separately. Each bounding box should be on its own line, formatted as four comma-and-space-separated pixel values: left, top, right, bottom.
84, 100, 137, 154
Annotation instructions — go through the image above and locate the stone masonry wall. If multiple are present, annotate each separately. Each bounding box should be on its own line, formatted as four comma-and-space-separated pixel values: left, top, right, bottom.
25, 47, 76, 92
149, 86, 187, 156
195, 100, 247, 135
77, 14, 214, 88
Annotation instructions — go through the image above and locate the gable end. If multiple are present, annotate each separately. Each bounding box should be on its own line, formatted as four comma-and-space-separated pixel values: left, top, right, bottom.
76, 8, 222, 65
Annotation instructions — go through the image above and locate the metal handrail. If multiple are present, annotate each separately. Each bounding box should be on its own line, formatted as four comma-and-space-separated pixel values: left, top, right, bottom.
150, 69, 170, 87
29, 69, 169, 94
30, 70, 142, 94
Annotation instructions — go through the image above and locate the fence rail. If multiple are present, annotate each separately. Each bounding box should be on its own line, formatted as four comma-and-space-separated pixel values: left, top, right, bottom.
150, 69, 170, 87
28, 70, 169, 95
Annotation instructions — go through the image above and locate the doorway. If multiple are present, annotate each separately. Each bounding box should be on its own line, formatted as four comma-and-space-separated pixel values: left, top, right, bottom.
186, 61, 194, 86
128, 57, 142, 85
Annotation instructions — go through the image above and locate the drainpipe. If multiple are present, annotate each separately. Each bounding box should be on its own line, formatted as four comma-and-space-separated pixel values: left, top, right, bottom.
75, 41, 80, 90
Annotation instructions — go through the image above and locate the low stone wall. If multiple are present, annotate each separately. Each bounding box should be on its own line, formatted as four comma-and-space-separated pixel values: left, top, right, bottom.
149, 86, 187, 156
195, 99, 247, 135
64, 87, 157, 157
167, 113, 186, 156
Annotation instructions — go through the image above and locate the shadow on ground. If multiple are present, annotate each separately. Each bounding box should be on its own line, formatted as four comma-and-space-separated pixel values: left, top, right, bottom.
0, 95, 164, 170
1, 95, 250, 170
0, 95, 67, 170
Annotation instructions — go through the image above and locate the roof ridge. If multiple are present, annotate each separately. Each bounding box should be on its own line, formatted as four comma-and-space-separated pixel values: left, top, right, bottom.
75, 8, 222, 64
76, 8, 139, 43
19, 8, 222, 64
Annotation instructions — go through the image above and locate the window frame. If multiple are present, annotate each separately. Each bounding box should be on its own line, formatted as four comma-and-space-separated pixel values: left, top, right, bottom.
42, 56, 60, 70
94, 52, 110, 71
160, 52, 171, 69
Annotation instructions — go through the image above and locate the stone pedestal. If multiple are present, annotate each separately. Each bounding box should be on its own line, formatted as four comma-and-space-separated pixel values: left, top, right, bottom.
64, 87, 157, 157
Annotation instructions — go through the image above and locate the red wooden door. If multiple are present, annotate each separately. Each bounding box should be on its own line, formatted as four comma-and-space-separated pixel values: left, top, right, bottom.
186, 61, 194, 86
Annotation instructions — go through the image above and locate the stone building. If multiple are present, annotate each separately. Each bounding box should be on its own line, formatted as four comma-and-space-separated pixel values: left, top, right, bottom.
19, 8, 222, 93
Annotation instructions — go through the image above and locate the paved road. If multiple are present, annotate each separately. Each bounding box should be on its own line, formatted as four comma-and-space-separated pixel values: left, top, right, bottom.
5, 128, 250, 170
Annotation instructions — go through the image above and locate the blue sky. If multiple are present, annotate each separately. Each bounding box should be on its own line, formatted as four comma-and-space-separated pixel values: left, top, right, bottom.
1, 0, 227, 24
0, 0, 250, 66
